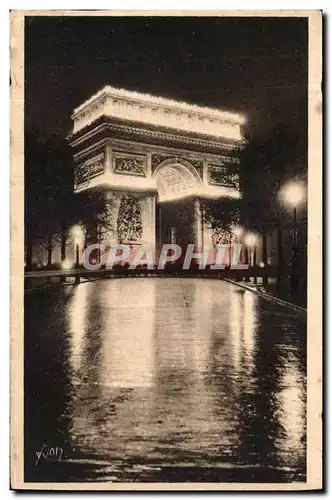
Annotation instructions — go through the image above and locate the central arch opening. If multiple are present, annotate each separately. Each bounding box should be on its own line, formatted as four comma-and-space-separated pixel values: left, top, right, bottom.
153, 160, 201, 203
153, 161, 202, 254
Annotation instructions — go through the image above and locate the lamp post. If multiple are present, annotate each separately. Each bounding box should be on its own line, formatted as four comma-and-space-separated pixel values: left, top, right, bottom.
233, 226, 243, 281
227, 232, 232, 272
280, 181, 305, 297
245, 233, 257, 284
233, 226, 243, 246
72, 225, 83, 269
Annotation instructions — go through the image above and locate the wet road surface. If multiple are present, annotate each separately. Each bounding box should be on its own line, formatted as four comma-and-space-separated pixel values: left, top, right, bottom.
24, 278, 306, 483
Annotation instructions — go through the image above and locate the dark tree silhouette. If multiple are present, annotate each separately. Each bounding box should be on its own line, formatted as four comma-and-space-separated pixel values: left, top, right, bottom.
25, 133, 115, 269
239, 122, 307, 286
25, 134, 73, 269
200, 198, 240, 246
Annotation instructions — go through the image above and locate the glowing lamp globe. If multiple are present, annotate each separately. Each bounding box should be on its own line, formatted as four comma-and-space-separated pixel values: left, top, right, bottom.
72, 225, 83, 244
245, 233, 256, 247
233, 226, 243, 237
281, 182, 305, 208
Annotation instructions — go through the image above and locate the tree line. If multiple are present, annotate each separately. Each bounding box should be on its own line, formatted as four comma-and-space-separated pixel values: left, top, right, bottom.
25, 133, 113, 269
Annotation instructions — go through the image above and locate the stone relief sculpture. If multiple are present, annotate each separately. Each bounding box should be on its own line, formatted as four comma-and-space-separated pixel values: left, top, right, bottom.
208, 165, 239, 188
75, 155, 105, 187
151, 153, 170, 172
117, 195, 143, 243
114, 156, 145, 176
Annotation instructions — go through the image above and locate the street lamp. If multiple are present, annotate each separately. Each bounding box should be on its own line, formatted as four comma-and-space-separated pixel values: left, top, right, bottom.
62, 259, 72, 270
245, 233, 257, 283
226, 226, 243, 270
72, 225, 83, 269
233, 226, 243, 244
232, 226, 243, 281
245, 233, 256, 253
280, 181, 305, 244
280, 181, 305, 296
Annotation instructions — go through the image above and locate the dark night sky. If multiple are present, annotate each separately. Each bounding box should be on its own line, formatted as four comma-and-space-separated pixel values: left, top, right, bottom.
25, 16, 308, 142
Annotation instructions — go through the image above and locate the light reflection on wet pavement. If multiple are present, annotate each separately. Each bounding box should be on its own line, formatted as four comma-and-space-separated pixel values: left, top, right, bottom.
24, 278, 306, 483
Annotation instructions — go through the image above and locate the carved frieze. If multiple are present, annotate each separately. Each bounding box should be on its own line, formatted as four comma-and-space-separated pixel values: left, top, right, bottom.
89, 157, 105, 176
151, 154, 171, 172
113, 155, 146, 177
219, 155, 240, 165
75, 153, 105, 186
186, 158, 203, 179
208, 165, 239, 188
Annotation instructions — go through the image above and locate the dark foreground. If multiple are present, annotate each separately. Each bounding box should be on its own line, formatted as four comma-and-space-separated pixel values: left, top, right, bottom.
24, 278, 306, 483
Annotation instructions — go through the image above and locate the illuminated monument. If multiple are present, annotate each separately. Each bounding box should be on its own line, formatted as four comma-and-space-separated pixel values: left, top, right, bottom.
68, 86, 245, 264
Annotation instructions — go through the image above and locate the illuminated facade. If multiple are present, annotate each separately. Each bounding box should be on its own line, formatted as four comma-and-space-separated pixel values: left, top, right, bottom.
68, 86, 246, 264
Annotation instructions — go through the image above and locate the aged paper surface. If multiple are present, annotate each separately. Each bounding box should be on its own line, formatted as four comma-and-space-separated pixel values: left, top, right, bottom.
10, 10, 322, 490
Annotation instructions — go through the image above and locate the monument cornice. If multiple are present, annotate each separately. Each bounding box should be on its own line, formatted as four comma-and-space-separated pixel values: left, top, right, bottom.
68, 115, 244, 156
71, 85, 246, 141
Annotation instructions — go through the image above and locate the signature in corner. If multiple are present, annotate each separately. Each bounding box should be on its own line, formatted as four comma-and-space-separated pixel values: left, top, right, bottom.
35, 443, 64, 466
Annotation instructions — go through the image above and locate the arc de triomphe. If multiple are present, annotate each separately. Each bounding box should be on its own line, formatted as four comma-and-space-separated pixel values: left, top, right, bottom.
68, 86, 245, 264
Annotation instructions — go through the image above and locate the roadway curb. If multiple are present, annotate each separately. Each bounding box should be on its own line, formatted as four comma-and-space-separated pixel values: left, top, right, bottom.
25, 277, 101, 293
223, 278, 307, 314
